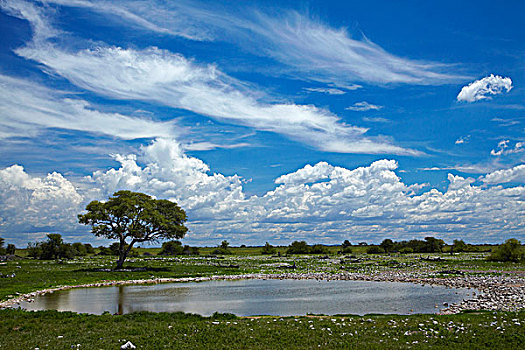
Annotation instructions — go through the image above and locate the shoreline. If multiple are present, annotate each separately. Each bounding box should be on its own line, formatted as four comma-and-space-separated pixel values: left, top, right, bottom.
1, 271, 524, 315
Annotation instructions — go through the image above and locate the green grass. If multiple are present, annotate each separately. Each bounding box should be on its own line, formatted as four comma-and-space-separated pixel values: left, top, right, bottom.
1, 252, 524, 348
0, 309, 523, 349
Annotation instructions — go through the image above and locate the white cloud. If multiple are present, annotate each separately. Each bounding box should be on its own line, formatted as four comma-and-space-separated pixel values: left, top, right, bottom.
0, 164, 83, 237
0, 74, 176, 140
482, 164, 525, 184
346, 101, 383, 112
5, 0, 418, 155
33, 0, 464, 86
490, 140, 524, 156
183, 142, 252, 151
1, 140, 524, 245
304, 87, 347, 95
457, 74, 513, 103
455, 135, 470, 145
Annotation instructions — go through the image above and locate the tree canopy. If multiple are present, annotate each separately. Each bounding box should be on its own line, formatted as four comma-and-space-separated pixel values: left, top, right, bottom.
78, 191, 188, 268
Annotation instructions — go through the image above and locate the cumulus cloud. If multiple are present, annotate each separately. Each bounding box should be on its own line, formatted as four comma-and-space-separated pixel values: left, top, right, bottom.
457, 74, 513, 103
482, 164, 525, 184
32, 0, 463, 86
3, 0, 418, 155
2, 138, 524, 245
0, 164, 83, 238
346, 101, 383, 112
490, 140, 524, 156
0, 74, 176, 140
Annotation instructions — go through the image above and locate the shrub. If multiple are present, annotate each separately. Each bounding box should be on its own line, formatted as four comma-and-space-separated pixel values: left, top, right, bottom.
158, 241, 184, 256
310, 244, 329, 254
84, 243, 95, 254
366, 246, 384, 254
72, 242, 87, 256
286, 241, 310, 254
488, 238, 524, 262
399, 247, 413, 254
6, 244, 15, 255
261, 242, 276, 255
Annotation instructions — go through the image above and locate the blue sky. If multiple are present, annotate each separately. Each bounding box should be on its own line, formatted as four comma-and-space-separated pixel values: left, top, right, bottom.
0, 0, 524, 247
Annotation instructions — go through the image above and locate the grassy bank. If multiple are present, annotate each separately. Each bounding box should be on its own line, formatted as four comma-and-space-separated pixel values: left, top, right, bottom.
1, 309, 523, 349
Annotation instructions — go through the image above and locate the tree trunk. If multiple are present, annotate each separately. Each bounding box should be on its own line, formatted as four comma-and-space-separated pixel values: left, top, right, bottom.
115, 240, 135, 270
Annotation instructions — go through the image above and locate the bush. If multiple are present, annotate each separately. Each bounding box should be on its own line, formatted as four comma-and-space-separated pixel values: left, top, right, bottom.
261, 242, 276, 255
399, 247, 413, 254
159, 241, 184, 255
286, 241, 310, 254
341, 246, 353, 254
366, 246, 385, 254
6, 244, 15, 255
213, 240, 232, 255
84, 243, 95, 254
310, 244, 329, 254
97, 246, 112, 256
488, 238, 524, 262
27, 242, 42, 258
72, 242, 87, 256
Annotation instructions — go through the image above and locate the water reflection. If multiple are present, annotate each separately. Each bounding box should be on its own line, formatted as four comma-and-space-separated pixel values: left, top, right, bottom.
19, 279, 473, 316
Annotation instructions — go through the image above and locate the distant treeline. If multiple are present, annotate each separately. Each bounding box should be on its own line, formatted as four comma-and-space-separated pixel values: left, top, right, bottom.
3, 234, 523, 263
368, 237, 463, 254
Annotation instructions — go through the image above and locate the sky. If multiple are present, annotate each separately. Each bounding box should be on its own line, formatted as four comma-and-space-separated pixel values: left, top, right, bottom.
0, 0, 524, 247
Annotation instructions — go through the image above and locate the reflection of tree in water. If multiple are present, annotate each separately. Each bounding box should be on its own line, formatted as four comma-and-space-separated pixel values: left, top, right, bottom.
116, 285, 124, 315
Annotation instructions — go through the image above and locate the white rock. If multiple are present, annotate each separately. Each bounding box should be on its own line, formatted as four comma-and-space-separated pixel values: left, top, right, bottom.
121, 341, 136, 349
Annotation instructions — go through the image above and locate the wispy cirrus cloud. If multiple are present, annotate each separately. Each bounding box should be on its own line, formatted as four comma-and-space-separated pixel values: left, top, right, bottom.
457, 74, 513, 103
0, 73, 176, 140
346, 101, 383, 112
37, 0, 465, 86
304, 87, 347, 95
4, 0, 419, 155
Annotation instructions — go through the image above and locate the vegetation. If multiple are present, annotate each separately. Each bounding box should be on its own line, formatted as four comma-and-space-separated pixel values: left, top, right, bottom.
0, 309, 523, 349
340, 240, 353, 254
159, 240, 199, 256
78, 191, 188, 269
488, 238, 524, 262
369, 237, 447, 254
286, 240, 329, 254
213, 240, 232, 255
0, 240, 524, 348
261, 242, 276, 255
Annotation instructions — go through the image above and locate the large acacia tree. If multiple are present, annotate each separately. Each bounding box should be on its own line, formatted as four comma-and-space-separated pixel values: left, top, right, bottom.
78, 191, 188, 269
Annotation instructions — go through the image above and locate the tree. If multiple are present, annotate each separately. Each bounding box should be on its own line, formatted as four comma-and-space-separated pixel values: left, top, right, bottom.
159, 240, 184, 255
366, 246, 384, 254
84, 243, 95, 254
380, 239, 395, 253
213, 240, 232, 255
488, 238, 524, 262
452, 239, 468, 253
40, 234, 64, 259
72, 242, 87, 256
0, 237, 5, 255
286, 241, 310, 254
78, 191, 188, 269
340, 240, 353, 254
424, 237, 445, 253
310, 244, 328, 254
6, 244, 15, 255
261, 242, 276, 255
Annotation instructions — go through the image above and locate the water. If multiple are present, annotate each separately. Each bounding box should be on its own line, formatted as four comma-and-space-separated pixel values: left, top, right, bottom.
18, 279, 473, 316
